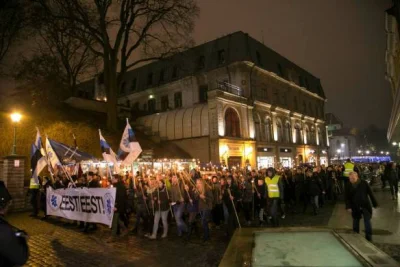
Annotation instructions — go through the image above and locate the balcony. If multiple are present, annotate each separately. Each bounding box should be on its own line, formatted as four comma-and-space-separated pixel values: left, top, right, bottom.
215, 80, 244, 97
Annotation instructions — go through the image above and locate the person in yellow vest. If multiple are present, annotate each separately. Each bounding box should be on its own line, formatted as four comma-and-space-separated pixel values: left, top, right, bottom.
29, 177, 40, 217
265, 167, 284, 227
343, 159, 355, 193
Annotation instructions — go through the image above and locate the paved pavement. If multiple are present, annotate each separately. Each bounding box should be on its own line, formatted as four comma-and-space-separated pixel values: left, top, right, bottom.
4, 187, 400, 266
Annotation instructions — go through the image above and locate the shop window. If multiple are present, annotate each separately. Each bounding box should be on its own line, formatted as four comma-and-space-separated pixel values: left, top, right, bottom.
161, 95, 169, 111
224, 108, 240, 138
174, 92, 182, 108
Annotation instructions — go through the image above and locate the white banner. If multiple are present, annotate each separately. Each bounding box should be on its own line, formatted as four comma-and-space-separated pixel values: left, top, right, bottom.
46, 187, 116, 227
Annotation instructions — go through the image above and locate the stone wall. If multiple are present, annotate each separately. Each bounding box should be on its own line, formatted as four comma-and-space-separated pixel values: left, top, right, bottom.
2, 156, 26, 211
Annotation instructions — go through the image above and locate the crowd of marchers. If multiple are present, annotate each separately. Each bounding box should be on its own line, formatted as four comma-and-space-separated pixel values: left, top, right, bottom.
25, 159, 398, 243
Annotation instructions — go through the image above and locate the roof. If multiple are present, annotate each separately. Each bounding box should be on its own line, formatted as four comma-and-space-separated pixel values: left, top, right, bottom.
118, 31, 326, 98
325, 113, 342, 125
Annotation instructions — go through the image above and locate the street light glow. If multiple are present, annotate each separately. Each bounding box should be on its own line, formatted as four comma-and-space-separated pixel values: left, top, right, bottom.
341, 143, 345, 147
366, 150, 370, 154
337, 149, 341, 153
393, 142, 397, 146
357, 150, 361, 154
380, 151, 384, 154
10, 112, 22, 123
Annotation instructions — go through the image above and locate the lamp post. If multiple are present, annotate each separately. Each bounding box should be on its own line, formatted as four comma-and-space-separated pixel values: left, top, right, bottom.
10, 112, 22, 155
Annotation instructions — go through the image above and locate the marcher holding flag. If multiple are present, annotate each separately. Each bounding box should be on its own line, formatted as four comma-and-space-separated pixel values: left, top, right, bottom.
99, 129, 119, 174
118, 118, 142, 165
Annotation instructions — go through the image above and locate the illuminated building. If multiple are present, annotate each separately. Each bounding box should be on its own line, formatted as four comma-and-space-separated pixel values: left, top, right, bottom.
104, 31, 327, 168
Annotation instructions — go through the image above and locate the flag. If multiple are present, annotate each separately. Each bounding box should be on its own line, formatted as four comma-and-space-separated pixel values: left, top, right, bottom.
45, 137, 62, 169
118, 118, 142, 165
46, 138, 95, 165
31, 144, 47, 183
99, 130, 119, 172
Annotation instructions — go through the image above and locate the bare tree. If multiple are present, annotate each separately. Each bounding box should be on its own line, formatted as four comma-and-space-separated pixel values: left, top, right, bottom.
0, 0, 24, 65
36, 0, 199, 130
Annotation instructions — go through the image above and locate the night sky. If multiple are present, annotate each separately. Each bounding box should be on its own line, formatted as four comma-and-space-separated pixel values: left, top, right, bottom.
195, 0, 393, 129
0, 0, 393, 130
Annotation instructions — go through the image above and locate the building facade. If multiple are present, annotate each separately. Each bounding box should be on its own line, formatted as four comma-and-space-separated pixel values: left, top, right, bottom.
386, 1, 400, 144
104, 31, 328, 169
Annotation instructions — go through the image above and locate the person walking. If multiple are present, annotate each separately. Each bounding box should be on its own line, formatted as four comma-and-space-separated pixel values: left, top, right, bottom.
303, 168, 324, 215
170, 175, 188, 237
265, 167, 284, 227
28, 176, 40, 217
195, 179, 213, 242
345, 171, 378, 242
387, 162, 399, 200
148, 180, 170, 240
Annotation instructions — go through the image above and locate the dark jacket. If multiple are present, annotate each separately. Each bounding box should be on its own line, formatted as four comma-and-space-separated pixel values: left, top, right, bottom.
305, 175, 323, 196
87, 179, 100, 188
0, 216, 29, 267
345, 180, 378, 219
223, 184, 240, 212
114, 181, 127, 213
388, 169, 398, 182
155, 187, 170, 212
197, 189, 213, 211
241, 180, 253, 203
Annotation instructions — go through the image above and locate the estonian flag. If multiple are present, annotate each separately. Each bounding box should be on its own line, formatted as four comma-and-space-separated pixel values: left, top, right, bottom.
31, 129, 47, 183
45, 137, 62, 169
118, 118, 142, 165
99, 130, 119, 171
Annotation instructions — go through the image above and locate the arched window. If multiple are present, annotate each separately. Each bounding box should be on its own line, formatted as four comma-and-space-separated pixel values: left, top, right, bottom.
305, 126, 310, 144
310, 127, 316, 145
276, 120, 283, 142
225, 108, 240, 137
284, 121, 291, 143
265, 117, 273, 142
295, 123, 302, 144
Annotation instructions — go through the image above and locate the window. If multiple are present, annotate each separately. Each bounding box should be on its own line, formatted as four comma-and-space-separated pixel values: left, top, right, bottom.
120, 82, 126, 94
277, 63, 284, 77
318, 128, 324, 146
198, 56, 205, 69
265, 117, 273, 142
305, 77, 310, 89
130, 78, 137, 92
148, 99, 156, 112
303, 101, 307, 114
174, 92, 182, 108
161, 95, 169, 111
147, 73, 153, 86
310, 127, 316, 145
224, 108, 240, 137
282, 94, 287, 106
315, 104, 319, 118
305, 127, 311, 144
256, 51, 262, 66
293, 96, 298, 110
199, 85, 208, 103
295, 124, 302, 144
299, 76, 304, 87
172, 65, 178, 79
159, 70, 165, 83
309, 103, 313, 116
276, 120, 283, 142
284, 122, 291, 143
218, 49, 225, 65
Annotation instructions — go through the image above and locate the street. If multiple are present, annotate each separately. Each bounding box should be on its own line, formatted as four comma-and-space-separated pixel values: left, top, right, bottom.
5, 186, 400, 267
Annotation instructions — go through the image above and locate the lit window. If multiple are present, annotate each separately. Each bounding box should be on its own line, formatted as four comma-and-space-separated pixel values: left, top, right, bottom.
225, 108, 240, 137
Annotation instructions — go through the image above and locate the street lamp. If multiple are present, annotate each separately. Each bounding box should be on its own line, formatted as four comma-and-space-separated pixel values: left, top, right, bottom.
366, 150, 370, 155
393, 142, 397, 146
10, 112, 22, 155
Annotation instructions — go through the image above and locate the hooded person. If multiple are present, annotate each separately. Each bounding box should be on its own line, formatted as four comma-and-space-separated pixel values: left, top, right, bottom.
264, 167, 284, 227
0, 181, 29, 266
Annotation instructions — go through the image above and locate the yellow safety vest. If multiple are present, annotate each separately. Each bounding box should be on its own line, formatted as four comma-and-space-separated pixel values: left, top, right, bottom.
265, 175, 280, 198
343, 162, 354, 177
29, 178, 40, 189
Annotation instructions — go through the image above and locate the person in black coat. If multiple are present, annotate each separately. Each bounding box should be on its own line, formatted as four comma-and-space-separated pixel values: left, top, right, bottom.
387, 162, 399, 200
108, 175, 128, 241
345, 171, 378, 241
0, 182, 29, 266
303, 168, 324, 215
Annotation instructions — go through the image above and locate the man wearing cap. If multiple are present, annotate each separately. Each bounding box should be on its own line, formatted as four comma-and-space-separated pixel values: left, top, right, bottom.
0, 181, 29, 266
265, 167, 284, 227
